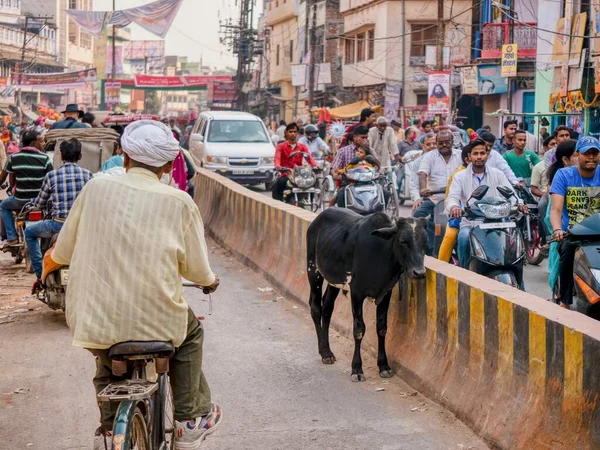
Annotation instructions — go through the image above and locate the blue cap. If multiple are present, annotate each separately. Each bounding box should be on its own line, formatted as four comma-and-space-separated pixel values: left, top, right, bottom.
576, 136, 600, 154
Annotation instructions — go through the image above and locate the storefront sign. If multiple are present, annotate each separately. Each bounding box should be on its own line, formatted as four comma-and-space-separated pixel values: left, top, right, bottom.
184, 75, 233, 86
427, 72, 451, 114
134, 74, 185, 87
13, 68, 97, 87
210, 82, 237, 103
105, 82, 121, 107
501, 44, 518, 77
477, 65, 508, 95
384, 82, 402, 121
460, 66, 478, 95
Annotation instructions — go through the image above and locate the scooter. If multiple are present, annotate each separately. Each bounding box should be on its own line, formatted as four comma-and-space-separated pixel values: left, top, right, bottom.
40, 236, 68, 311
462, 185, 525, 289
552, 214, 600, 320
339, 165, 385, 215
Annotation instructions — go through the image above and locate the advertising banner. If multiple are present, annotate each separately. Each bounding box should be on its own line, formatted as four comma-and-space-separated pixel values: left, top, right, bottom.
501, 44, 518, 77
184, 75, 233, 86
105, 82, 121, 107
106, 45, 124, 76
477, 65, 508, 95
460, 66, 478, 95
14, 68, 97, 87
210, 82, 237, 103
134, 74, 185, 87
384, 82, 401, 121
427, 72, 451, 114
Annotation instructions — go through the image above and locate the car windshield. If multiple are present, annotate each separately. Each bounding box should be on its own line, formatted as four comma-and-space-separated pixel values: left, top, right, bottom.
207, 120, 269, 143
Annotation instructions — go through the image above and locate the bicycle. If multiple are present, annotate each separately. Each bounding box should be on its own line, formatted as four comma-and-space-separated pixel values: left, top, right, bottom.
97, 282, 212, 449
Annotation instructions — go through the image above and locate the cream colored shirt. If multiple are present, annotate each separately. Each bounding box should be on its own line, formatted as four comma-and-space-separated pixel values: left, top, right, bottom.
52, 167, 216, 349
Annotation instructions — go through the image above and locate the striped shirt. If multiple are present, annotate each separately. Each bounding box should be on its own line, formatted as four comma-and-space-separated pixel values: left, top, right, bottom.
33, 163, 94, 220
51, 168, 216, 349
5, 147, 53, 201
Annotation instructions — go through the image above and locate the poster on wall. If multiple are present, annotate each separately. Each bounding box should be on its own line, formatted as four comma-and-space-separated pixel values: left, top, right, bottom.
592, 1, 600, 54
595, 58, 600, 93
568, 49, 587, 92
427, 72, 451, 114
105, 82, 121, 107
477, 65, 508, 95
461, 66, 478, 95
551, 17, 570, 62
384, 82, 402, 121
501, 44, 518, 77
569, 13, 587, 64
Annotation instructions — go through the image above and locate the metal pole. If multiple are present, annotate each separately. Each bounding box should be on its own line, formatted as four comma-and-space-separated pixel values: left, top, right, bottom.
16, 15, 29, 120
307, 0, 317, 114
112, 0, 116, 82
436, 0, 444, 124
507, 0, 514, 114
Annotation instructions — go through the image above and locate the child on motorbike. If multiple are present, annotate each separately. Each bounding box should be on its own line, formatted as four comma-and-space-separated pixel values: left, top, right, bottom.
331, 146, 381, 207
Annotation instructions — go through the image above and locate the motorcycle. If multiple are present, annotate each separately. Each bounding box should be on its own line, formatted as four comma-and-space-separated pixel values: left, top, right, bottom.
339, 165, 385, 215
551, 214, 600, 319
40, 236, 68, 311
516, 186, 546, 266
279, 152, 321, 212
462, 185, 526, 289
1, 201, 42, 272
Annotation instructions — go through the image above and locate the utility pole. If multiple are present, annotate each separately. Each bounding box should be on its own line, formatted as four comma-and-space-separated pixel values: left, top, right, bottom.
307, 0, 317, 113
507, 0, 515, 114
436, 0, 444, 71
112, 0, 116, 81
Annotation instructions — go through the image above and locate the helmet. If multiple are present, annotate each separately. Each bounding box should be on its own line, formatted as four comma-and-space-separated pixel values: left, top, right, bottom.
305, 124, 318, 134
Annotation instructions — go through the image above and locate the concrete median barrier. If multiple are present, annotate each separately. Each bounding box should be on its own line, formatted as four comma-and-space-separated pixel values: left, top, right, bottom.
194, 169, 600, 450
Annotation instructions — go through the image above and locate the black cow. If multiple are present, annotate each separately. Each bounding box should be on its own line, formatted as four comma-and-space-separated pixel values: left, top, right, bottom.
306, 208, 428, 381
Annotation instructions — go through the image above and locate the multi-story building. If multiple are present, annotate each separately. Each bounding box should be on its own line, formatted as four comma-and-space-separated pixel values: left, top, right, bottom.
340, 0, 473, 123
21, 0, 95, 109
0, 0, 62, 111
265, 0, 298, 122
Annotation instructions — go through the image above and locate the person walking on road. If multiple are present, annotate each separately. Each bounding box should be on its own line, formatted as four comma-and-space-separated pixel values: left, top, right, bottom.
549, 136, 600, 309
49, 120, 222, 450
368, 116, 399, 168
25, 138, 92, 289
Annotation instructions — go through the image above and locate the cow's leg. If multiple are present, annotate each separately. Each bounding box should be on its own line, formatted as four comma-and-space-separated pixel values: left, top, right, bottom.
377, 291, 394, 378
350, 292, 366, 382
308, 266, 326, 360
319, 284, 340, 364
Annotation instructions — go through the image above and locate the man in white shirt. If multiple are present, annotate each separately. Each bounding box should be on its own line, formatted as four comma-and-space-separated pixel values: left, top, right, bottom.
369, 116, 399, 167
414, 130, 463, 254
407, 132, 436, 210
446, 141, 522, 268
480, 132, 520, 185
52, 121, 223, 450
298, 123, 329, 158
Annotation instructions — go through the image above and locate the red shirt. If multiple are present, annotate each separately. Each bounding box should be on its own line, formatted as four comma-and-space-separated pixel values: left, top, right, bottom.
274, 141, 317, 169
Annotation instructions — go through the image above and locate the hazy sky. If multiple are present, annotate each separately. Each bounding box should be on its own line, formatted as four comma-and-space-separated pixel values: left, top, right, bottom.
94, 0, 243, 68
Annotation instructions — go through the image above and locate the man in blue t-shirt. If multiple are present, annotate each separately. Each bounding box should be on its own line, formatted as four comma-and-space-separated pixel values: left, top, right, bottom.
549, 136, 600, 307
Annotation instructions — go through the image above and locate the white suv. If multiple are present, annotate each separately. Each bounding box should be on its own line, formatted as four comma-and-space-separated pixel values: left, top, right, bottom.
189, 111, 276, 186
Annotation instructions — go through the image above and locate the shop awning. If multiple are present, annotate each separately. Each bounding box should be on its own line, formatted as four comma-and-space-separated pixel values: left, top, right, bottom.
0, 108, 12, 116
325, 100, 383, 119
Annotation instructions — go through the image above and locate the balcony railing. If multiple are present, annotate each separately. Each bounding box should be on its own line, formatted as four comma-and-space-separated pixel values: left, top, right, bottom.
481, 22, 537, 59
0, 24, 57, 57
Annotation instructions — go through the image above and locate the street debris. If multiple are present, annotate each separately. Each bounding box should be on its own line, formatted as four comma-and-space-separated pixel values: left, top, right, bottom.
257, 287, 274, 293
375, 388, 385, 392
14, 387, 29, 394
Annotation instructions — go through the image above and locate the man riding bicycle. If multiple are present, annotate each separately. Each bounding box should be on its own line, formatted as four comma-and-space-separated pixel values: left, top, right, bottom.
50, 120, 222, 450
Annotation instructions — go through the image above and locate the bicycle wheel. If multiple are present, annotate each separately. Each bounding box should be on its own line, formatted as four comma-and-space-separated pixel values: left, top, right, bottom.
129, 407, 149, 450
154, 375, 175, 450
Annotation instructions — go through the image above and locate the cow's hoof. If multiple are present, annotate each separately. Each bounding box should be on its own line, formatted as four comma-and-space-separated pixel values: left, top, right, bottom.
379, 369, 395, 378
321, 355, 336, 365
351, 373, 366, 382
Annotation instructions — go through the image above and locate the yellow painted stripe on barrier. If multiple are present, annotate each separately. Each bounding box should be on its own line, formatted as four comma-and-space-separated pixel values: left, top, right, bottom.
408, 278, 418, 331
497, 298, 514, 378
529, 312, 547, 389
447, 277, 458, 351
470, 288, 485, 369
426, 269, 437, 343
564, 327, 583, 397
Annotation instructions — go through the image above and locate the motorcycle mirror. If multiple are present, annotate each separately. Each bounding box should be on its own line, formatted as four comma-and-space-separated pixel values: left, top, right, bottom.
497, 186, 514, 199
470, 185, 489, 201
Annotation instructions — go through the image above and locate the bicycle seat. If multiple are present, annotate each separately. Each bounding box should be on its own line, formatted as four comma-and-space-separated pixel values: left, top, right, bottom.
109, 341, 175, 359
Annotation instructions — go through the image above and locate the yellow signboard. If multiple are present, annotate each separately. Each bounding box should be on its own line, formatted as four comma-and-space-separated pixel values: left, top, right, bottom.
501, 44, 518, 77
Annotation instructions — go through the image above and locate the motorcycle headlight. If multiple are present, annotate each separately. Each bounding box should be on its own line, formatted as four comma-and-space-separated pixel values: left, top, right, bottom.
207, 156, 228, 165
295, 176, 315, 188
591, 269, 600, 286
260, 157, 274, 165
478, 202, 511, 219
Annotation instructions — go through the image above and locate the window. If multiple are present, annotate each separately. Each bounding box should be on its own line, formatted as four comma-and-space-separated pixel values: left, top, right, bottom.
356, 32, 365, 62
368, 29, 375, 59
276, 44, 280, 65
410, 24, 437, 65
207, 120, 269, 143
289, 39, 294, 62
416, 94, 428, 106
344, 37, 355, 64
80, 32, 91, 49
68, 0, 77, 9
69, 19, 78, 44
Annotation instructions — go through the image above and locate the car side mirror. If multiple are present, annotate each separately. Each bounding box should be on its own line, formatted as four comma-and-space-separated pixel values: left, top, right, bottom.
497, 186, 514, 199
471, 185, 489, 200
191, 133, 203, 142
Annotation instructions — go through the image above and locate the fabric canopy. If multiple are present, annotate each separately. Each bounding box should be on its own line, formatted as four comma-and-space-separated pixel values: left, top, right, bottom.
65, 0, 183, 38
325, 100, 383, 119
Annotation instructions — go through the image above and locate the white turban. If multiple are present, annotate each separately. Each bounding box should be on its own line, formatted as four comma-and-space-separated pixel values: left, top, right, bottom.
121, 119, 180, 167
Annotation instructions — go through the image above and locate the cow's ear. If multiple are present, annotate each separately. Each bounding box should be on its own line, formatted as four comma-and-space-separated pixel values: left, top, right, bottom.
371, 226, 398, 240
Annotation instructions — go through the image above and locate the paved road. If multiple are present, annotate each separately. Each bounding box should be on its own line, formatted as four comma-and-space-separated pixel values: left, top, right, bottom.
252, 184, 552, 300
0, 242, 489, 450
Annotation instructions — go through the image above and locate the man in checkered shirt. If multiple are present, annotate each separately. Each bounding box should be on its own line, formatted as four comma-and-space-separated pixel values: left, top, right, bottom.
26, 138, 93, 287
